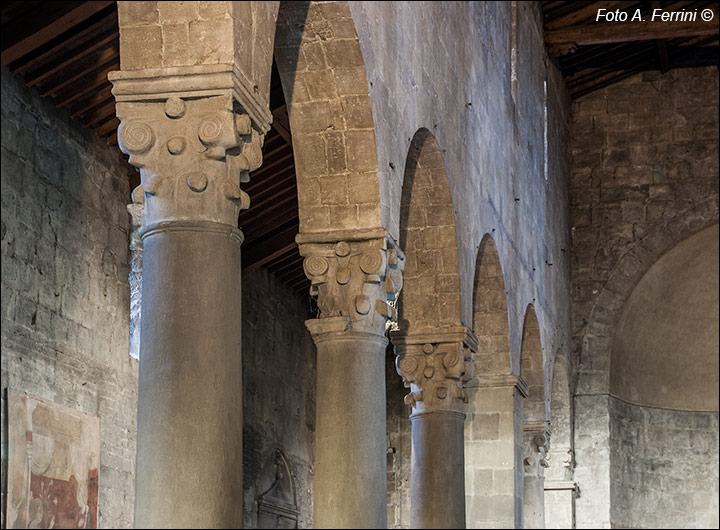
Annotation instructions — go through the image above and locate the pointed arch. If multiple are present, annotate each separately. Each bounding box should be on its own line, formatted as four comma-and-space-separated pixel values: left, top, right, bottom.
520, 304, 546, 424
274, 1, 383, 235
398, 128, 461, 330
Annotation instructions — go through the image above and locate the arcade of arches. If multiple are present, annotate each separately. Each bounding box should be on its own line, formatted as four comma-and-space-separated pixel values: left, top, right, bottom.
1, 2, 718, 529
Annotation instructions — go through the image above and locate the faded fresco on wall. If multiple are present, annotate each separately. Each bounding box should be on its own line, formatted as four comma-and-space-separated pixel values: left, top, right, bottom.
5, 389, 100, 529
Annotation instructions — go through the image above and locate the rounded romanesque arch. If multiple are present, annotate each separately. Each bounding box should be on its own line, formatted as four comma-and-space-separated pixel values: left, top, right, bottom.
273, 0, 384, 236
471, 234, 512, 376
464, 234, 522, 529
520, 305, 547, 425
606, 224, 719, 530
576, 197, 719, 396
573, 198, 719, 530
520, 304, 549, 530
398, 128, 462, 330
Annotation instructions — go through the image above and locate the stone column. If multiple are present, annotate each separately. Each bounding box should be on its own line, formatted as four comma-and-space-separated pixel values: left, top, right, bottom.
544, 447, 576, 529
393, 327, 477, 529
109, 67, 268, 527
298, 230, 405, 529
524, 422, 551, 529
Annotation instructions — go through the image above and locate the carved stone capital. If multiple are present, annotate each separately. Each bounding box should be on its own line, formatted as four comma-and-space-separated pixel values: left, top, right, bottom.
392, 327, 477, 415
545, 446, 576, 482
109, 65, 267, 231
299, 231, 405, 338
524, 422, 551, 474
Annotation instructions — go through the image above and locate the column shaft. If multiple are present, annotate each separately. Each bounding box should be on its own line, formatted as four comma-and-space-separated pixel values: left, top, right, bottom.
313, 330, 388, 529
135, 223, 243, 528
411, 411, 466, 529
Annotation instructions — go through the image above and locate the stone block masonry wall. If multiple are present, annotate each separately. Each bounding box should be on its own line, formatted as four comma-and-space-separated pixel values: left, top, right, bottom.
570, 66, 719, 528
241, 269, 316, 529
1, 67, 138, 528
386, 347, 411, 529
609, 397, 719, 529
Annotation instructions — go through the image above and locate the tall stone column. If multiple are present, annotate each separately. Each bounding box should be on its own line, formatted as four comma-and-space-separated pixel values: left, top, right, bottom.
393, 327, 477, 529
109, 67, 268, 527
298, 230, 405, 529
524, 422, 551, 529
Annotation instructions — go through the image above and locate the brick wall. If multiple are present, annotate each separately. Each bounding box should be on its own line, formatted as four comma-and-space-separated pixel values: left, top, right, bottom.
1, 67, 138, 528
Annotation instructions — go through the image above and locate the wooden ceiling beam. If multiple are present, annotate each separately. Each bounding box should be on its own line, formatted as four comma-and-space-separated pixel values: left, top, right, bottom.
25, 31, 118, 87
55, 64, 117, 108
41, 47, 118, 97
546, 18, 719, 55
69, 85, 113, 118
1, 1, 114, 66
12, 8, 117, 74
545, 2, 631, 29
242, 224, 298, 272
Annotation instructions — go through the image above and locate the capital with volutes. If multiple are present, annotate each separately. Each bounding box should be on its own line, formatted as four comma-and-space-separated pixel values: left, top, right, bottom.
109, 67, 267, 233
392, 327, 477, 415
524, 422, 551, 475
299, 232, 405, 340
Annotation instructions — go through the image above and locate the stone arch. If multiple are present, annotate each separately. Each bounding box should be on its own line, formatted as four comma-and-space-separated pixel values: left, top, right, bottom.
520, 304, 546, 425
273, 1, 384, 236
573, 198, 718, 529
605, 224, 718, 529
577, 197, 718, 396
520, 304, 548, 530
471, 234, 511, 376
398, 128, 461, 330
464, 233, 522, 529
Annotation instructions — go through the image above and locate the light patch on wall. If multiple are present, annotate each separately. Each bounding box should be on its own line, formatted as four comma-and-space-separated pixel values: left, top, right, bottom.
610, 224, 720, 411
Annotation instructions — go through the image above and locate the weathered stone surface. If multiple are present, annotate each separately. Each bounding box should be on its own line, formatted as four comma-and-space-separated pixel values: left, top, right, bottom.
1, 67, 137, 529
571, 66, 719, 529
609, 397, 719, 529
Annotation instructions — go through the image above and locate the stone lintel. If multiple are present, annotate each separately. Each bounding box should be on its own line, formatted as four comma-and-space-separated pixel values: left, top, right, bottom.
391, 326, 478, 353
467, 373, 530, 397
544, 480, 578, 491
109, 64, 272, 134
524, 420, 552, 438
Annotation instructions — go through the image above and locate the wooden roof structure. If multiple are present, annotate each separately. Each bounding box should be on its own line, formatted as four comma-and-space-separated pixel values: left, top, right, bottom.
543, 1, 719, 97
1, 1, 717, 295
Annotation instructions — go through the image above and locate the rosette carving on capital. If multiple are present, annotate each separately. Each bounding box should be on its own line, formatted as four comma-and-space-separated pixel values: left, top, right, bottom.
394, 334, 475, 415
115, 93, 264, 228
301, 237, 404, 335
524, 427, 551, 474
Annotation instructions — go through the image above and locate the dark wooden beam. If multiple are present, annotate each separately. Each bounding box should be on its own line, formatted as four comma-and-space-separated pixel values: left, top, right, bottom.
546, 18, 719, 55
242, 224, 298, 272
25, 31, 118, 87
1, 1, 114, 66
12, 8, 117, 75
545, 2, 631, 29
